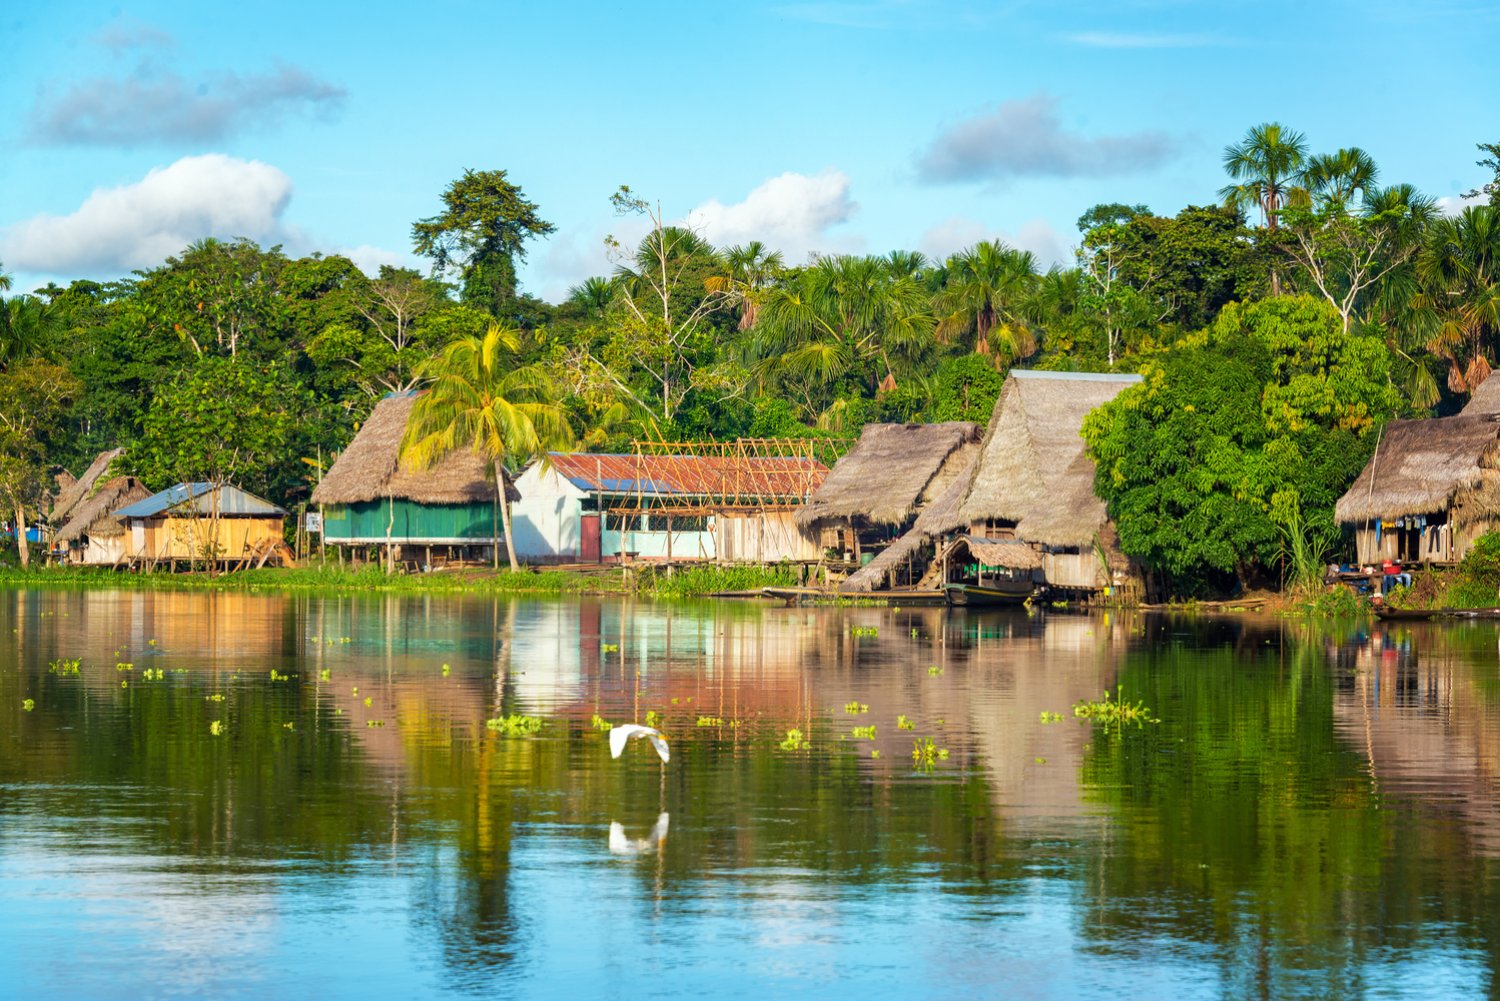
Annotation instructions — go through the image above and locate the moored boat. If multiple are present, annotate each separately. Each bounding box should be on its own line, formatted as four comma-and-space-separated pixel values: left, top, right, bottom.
943, 582, 1033, 607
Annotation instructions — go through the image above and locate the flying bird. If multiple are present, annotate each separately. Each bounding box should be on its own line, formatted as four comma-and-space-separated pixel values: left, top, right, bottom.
609, 723, 670, 763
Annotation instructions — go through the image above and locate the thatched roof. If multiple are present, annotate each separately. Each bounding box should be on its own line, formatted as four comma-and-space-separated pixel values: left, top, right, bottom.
50, 449, 123, 524
311, 394, 519, 506
956, 370, 1141, 548
1335, 415, 1500, 524
55, 476, 151, 542
1464, 371, 1500, 416
796, 422, 981, 529
945, 534, 1043, 571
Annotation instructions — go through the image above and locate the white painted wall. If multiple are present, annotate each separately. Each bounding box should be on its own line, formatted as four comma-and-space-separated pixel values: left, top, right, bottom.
511, 465, 587, 561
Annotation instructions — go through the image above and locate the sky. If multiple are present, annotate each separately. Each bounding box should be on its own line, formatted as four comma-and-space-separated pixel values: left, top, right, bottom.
3, 0, 1497, 303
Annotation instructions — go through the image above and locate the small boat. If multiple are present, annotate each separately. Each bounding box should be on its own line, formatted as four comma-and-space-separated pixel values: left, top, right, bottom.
943, 582, 1032, 607
1374, 605, 1500, 620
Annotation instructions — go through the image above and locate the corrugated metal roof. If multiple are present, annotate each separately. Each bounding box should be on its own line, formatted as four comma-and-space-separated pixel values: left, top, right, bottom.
114, 483, 286, 519
547, 453, 827, 500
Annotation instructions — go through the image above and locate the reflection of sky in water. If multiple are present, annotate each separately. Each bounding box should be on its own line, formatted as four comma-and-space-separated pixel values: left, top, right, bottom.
3, 591, 1500, 997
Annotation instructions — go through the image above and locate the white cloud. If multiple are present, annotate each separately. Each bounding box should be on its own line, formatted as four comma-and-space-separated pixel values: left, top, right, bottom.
1436, 190, 1489, 216
1, 155, 295, 274
686, 170, 858, 261
919, 215, 1071, 269
917, 93, 1177, 184
337, 244, 412, 277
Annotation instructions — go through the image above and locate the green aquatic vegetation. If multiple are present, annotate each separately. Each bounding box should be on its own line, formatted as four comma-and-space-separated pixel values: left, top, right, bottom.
363, 696, 372, 707
912, 736, 946, 767
850, 626, 878, 637
441, 663, 451, 677
48, 658, 81, 676
486, 714, 544, 736
897, 715, 915, 731
644, 710, 662, 728
779, 728, 809, 751
270, 669, 289, 682
590, 714, 612, 732
852, 725, 877, 739
141, 668, 164, 681
871, 750, 881, 759
1039, 711, 1063, 724
366, 720, 385, 727
1073, 687, 1159, 728
205, 693, 225, 702
115, 662, 133, 672
601, 643, 619, 653
22, 698, 35, 712
927, 666, 943, 677
283, 722, 295, 730
209, 720, 224, 735
696, 716, 724, 727
843, 701, 868, 714
319, 669, 331, 682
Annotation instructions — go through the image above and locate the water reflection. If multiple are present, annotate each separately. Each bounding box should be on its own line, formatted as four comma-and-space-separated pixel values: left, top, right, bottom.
5, 589, 1500, 997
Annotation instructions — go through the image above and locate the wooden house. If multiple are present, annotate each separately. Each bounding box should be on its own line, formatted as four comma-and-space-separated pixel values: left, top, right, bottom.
510, 452, 828, 564
113, 483, 287, 567
311, 393, 519, 566
949, 369, 1144, 597
1334, 414, 1500, 564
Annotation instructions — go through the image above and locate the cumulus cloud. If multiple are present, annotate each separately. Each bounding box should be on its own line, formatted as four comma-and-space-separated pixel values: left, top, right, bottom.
337, 244, 415, 277
1437, 190, 1490, 216
686, 170, 858, 260
919, 215, 1070, 269
1, 155, 295, 274
917, 94, 1176, 184
28, 61, 346, 146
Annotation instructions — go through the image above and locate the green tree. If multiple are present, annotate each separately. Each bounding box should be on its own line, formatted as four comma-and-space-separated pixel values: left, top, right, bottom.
1464, 141, 1500, 207
0, 360, 79, 566
138, 238, 289, 358
1220, 122, 1310, 231
932, 241, 1041, 366
401, 323, 572, 572
1303, 147, 1380, 212
1411, 205, 1500, 394
411, 169, 554, 317
1083, 296, 1402, 593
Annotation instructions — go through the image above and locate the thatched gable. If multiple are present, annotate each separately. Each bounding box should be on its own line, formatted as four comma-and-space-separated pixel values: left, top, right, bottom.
55, 476, 151, 543
956, 370, 1141, 548
1463, 371, 1500, 416
311, 394, 518, 507
796, 421, 981, 530
50, 449, 124, 524
1334, 415, 1500, 525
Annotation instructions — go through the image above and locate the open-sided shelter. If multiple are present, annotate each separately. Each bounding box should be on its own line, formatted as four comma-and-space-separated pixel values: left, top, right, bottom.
952, 369, 1143, 595
311, 393, 520, 566
1334, 414, 1500, 564
511, 451, 828, 564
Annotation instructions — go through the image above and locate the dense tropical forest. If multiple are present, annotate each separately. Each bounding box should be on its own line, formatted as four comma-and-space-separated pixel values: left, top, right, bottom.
2, 124, 1498, 593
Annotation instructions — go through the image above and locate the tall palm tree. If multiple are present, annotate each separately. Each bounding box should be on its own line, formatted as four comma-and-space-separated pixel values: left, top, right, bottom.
1413, 205, 1500, 394
566, 276, 617, 319
705, 241, 785, 330
1220, 122, 1309, 230
932, 241, 1042, 366
753, 254, 932, 410
401, 322, 573, 572
1304, 147, 1380, 211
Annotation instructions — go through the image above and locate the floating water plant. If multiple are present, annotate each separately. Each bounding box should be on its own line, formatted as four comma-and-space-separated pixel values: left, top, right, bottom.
601, 643, 619, 653
1039, 711, 1063, 724
363, 696, 372, 707
47, 658, 81, 676
843, 701, 869, 714
696, 716, 724, 727
1073, 687, 1159, 728
927, 666, 943, 677
487, 714, 544, 736
779, 728, 809, 751
366, 720, 385, 727
270, 669, 288, 682
897, 715, 915, 731
852, 725, 877, 739
319, 669, 331, 682
441, 663, 451, 677
850, 626, 878, 637
209, 720, 224, 735
205, 693, 225, 703
644, 710, 662, 728
283, 722, 295, 730
22, 698, 35, 712
871, 749, 881, 759
115, 662, 133, 672
142, 668, 163, 681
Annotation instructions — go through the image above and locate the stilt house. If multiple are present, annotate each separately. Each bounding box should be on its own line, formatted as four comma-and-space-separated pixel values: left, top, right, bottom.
311, 393, 519, 566
113, 483, 288, 567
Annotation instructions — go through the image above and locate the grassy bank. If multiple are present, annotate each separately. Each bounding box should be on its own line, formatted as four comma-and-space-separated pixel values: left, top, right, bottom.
0, 561, 799, 598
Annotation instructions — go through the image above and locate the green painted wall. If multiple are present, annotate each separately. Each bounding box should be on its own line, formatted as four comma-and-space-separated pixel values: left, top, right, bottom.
321, 499, 497, 543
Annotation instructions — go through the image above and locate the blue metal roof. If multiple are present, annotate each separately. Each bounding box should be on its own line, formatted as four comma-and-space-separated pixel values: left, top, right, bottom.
114, 483, 286, 519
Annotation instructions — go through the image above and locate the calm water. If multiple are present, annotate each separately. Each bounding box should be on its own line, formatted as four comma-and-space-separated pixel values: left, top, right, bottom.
4, 589, 1500, 999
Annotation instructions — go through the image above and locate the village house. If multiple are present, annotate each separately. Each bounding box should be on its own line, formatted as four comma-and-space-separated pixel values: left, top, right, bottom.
113, 483, 289, 569
311, 393, 519, 567
53, 475, 151, 566
509, 450, 828, 564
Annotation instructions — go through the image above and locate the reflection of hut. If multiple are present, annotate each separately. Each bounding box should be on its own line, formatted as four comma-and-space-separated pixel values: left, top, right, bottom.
48, 448, 124, 528
797, 422, 981, 584
955, 370, 1143, 597
1334, 415, 1500, 564
114, 483, 288, 568
312, 393, 519, 566
54, 476, 151, 565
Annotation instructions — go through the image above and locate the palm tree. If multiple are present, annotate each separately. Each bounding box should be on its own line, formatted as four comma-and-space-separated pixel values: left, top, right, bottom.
753, 254, 932, 410
401, 322, 573, 572
705, 241, 785, 330
566, 276, 616, 319
1304, 147, 1379, 211
932, 241, 1042, 366
1413, 205, 1500, 394
1220, 122, 1309, 230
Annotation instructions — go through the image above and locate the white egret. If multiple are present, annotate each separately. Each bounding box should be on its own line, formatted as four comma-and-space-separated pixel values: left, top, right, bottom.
608, 812, 670, 855
609, 723, 670, 763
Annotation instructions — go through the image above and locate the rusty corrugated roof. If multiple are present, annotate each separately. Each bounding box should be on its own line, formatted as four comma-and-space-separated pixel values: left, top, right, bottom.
546, 453, 827, 501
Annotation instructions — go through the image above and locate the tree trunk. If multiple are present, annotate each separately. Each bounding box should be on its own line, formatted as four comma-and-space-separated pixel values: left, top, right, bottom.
14, 504, 29, 569
496, 470, 519, 573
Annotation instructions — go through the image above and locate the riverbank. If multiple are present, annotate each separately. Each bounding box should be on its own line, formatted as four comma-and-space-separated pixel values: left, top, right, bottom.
0, 561, 799, 598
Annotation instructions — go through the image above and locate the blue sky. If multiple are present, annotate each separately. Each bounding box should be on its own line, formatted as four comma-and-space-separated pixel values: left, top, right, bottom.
3, 0, 1497, 302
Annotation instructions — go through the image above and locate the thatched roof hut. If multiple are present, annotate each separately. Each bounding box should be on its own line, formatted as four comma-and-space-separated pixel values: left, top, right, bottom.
1463, 371, 1500, 416
796, 422, 981, 530
54, 476, 151, 544
839, 447, 980, 592
50, 448, 124, 524
311, 393, 519, 507
956, 370, 1142, 548
1334, 415, 1500, 526
947, 534, 1044, 571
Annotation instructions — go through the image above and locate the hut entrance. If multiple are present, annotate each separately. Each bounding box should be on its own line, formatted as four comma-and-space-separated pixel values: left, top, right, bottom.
580, 513, 601, 562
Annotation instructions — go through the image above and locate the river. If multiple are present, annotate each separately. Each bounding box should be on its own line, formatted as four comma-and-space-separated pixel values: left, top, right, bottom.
3, 588, 1499, 999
